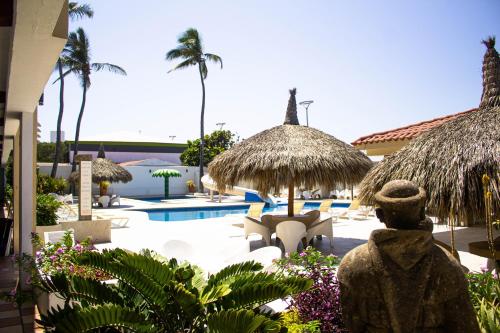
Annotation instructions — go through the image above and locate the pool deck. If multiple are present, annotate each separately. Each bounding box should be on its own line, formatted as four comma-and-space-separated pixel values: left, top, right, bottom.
83, 196, 498, 273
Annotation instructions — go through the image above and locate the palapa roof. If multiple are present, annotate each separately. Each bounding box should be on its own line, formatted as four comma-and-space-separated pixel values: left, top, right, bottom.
70, 158, 133, 184
352, 108, 478, 146
359, 37, 500, 222
208, 88, 373, 195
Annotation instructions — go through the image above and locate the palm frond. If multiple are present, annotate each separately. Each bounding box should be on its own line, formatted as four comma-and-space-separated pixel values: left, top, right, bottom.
207, 309, 281, 333
205, 53, 223, 69
91, 62, 127, 75
177, 28, 203, 51
39, 304, 153, 333
168, 58, 197, 73
52, 68, 76, 84
68, 2, 94, 20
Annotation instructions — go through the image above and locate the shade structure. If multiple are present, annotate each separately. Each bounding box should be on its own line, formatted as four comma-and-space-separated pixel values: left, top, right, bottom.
209, 88, 373, 216
359, 37, 500, 224
70, 158, 133, 184
152, 168, 182, 199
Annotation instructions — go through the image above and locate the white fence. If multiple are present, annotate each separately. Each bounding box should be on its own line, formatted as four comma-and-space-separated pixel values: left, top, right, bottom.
37, 163, 201, 197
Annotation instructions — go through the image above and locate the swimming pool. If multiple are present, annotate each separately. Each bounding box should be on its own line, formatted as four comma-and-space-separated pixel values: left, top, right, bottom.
143, 202, 350, 222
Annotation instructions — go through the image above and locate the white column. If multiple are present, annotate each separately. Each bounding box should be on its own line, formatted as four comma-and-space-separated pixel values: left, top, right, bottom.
20, 110, 36, 255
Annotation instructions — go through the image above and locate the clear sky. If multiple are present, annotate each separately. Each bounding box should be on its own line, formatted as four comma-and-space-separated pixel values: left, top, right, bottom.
38, 0, 500, 145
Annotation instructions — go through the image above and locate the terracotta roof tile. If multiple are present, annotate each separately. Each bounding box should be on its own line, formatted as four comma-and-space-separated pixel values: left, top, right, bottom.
352, 108, 478, 146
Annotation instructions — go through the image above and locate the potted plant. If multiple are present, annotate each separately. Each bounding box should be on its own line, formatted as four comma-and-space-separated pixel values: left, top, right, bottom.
186, 179, 196, 193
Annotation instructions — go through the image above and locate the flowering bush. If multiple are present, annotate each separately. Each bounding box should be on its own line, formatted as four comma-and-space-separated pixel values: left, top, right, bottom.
275, 247, 347, 332
33, 231, 109, 280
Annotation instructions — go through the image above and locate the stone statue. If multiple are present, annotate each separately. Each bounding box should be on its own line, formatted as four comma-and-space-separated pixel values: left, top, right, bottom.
337, 180, 480, 333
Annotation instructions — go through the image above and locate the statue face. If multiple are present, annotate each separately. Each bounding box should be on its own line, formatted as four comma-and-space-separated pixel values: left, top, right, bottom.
375, 207, 423, 230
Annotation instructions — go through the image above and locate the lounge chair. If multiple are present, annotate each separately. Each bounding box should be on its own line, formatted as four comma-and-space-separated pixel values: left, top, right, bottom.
294, 201, 305, 215
276, 221, 307, 254
247, 202, 265, 218
336, 199, 361, 219
318, 199, 333, 212
109, 195, 121, 207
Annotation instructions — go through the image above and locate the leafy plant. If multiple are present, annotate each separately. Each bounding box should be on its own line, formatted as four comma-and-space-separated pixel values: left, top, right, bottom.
37, 173, 68, 194
36, 249, 312, 332
467, 272, 500, 332
280, 309, 321, 333
275, 247, 347, 332
36, 194, 62, 226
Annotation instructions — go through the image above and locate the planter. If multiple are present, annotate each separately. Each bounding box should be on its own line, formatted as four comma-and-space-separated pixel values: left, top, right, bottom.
36, 219, 111, 244
36, 286, 66, 317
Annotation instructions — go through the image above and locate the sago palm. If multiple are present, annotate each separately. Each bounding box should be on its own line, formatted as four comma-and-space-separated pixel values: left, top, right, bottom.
51, 2, 94, 178
37, 249, 312, 332
59, 27, 126, 172
166, 28, 222, 191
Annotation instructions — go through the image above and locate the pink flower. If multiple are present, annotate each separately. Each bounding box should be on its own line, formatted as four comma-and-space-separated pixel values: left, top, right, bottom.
299, 252, 306, 257
49, 255, 57, 261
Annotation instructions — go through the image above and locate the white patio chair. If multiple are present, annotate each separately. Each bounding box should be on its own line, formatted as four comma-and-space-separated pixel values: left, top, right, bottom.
276, 221, 307, 255
243, 216, 272, 246
98, 195, 110, 208
109, 195, 121, 207
306, 216, 334, 249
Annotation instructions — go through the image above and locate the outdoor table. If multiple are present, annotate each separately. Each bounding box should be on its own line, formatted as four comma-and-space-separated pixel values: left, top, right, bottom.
468, 240, 500, 272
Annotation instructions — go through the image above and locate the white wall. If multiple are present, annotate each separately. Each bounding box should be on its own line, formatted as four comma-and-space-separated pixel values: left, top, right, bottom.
38, 163, 200, 197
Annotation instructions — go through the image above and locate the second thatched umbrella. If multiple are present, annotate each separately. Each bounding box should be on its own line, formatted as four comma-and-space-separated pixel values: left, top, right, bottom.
209, 88, 373, 216
359, 37, 500, 226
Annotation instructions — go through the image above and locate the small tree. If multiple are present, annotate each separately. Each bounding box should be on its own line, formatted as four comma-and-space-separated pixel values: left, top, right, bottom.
152, 169, 182, 199
181, 130, 234, 166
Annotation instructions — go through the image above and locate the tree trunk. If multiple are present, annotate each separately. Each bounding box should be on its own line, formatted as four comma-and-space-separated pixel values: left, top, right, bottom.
198, 63, 206, 192
51, 59, 65, 178
71, 83, 87, 173
288, 182, 294, 217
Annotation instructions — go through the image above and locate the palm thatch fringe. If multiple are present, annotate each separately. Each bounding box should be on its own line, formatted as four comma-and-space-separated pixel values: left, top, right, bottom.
70, 158, 133, 184
359, 37, 500, 224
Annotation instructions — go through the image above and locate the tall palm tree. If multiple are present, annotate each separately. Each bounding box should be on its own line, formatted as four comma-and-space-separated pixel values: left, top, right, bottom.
51, 2, 94, 178
59, 28, 126, 172
166, 28, 222, 191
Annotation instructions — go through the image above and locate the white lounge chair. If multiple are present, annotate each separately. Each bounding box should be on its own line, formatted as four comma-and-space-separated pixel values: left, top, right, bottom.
276, 220, 307, 254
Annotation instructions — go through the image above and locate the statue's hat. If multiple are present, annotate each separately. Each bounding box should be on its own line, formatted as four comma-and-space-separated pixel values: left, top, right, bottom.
374, 180, 426, 218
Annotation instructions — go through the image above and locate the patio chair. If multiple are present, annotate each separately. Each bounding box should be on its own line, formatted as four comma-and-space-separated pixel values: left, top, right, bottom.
109, 195, 121, 207
276, 220, 307, 254
243, 216, 272, 246
305, 215, 334, 249
293, 201, 305, 215
247, 202, 265, 218
98, 195, 110, 208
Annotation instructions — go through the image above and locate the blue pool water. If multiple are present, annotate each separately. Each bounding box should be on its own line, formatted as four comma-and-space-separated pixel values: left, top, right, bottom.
144, 202, 350, 222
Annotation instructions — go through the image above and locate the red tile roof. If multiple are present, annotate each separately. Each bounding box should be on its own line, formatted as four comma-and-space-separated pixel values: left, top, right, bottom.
352, 108, 478, 146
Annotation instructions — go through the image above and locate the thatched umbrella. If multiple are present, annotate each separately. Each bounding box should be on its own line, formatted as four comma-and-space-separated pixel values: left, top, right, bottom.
70, 146, 133, 195
359, 37, 500, 226
209, 88, 373, 216
152, 169, 182, 199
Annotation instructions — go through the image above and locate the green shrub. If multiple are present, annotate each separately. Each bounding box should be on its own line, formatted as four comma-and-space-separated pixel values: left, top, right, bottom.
37, 174, 68, 194
467, 272, 500, 332
281, 309, 321, 333
36, 249, 313, 332
36, 194, 62, 226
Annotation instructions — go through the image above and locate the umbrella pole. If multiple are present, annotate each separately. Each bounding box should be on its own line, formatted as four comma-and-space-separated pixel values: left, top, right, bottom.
164, 177, 169, 199
288, 182, 294, 217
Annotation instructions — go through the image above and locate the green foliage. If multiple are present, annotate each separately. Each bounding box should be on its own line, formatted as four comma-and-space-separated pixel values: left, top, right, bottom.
467, 273, 500, 332
37, 173, 68, 194
181, 130, 235, 166
36, 249, 312, 332
280, 309, 321, 333
37, 142, 69, 163
36, 194, 62, 226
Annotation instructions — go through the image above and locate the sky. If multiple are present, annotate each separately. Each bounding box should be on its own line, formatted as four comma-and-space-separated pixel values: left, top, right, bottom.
38, 0, 500, 145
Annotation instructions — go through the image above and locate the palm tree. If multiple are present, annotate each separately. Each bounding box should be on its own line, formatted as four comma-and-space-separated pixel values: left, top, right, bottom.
59, 28, 126, 172
51, 2, 94, 178
166, 28, 222, 191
